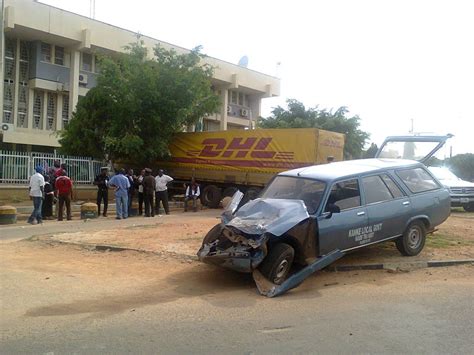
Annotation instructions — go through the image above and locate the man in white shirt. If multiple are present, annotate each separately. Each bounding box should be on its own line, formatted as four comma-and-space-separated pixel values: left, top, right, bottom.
155, 169, 173, 215
28, 166, 45, 224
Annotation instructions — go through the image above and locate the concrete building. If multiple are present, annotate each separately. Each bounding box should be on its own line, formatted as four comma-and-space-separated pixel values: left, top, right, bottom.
0, 0, 280, 152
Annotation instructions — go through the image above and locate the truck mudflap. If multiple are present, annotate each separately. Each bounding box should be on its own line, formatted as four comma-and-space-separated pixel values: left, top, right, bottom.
252, 249, 345, 297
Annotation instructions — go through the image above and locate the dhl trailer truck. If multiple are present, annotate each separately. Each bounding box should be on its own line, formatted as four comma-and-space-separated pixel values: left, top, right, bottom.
159, 128, 345, 207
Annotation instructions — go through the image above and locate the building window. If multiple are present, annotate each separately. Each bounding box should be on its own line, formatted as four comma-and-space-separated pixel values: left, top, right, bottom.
17, 41, 30, 128
17, 86, 28, 128
33, 91, 43, 129
82, 52, 93, 71
62, 95, 69, 129
46, 93, 57, 131
55, 46, 65, 66
3, 39, 16, 124
41, 42, 51, 63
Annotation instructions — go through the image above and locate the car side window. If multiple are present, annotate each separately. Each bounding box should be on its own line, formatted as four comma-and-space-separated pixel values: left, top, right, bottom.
325, 179, 361, 211
362, 175, 393, 204
396, 167, 440, 193
380, 174, 404, 198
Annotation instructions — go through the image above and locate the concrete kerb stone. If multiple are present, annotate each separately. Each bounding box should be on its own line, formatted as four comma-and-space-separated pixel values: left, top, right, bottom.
327, 259, 474, 272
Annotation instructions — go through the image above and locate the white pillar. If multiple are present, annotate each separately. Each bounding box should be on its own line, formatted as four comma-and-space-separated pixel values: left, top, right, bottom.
219, 88, 228, 131
69, 50, 80, 119
249, 95, 262, 129
27, 88, 34, 129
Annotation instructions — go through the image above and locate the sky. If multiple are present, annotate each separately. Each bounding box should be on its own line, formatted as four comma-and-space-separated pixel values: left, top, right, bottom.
41, 0, 473, 156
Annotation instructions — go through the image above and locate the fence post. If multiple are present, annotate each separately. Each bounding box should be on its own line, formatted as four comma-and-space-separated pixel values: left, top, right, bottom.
89, 158, 93, 183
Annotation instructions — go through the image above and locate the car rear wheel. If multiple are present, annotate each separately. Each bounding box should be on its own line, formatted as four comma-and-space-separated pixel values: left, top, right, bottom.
396, 221, 426, 256
258, 243, 294, 285
463, 203, 474, 212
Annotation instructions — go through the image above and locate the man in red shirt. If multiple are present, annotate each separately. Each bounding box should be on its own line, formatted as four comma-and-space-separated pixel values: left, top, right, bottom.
55, 170, 73, 221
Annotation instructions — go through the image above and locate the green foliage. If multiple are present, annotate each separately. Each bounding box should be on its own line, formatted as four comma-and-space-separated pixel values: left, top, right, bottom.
447, 153, 474, 181
257, 99, 370, 159
59, 41, 220, 164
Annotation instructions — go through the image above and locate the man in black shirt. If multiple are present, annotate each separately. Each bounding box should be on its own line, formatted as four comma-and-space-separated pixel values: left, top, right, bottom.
94, 167, 109, 217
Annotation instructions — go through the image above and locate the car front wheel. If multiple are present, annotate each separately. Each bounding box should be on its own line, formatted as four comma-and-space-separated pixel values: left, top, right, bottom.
258, 243, 294, 285
396, 221, 426, 256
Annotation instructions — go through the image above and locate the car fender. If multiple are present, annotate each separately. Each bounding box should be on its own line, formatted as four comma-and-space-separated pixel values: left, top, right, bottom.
404, 215, 431, 232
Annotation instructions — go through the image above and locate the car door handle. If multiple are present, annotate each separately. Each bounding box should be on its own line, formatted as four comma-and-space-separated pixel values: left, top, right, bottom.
357, 211, 365, 216
403, 201, 410, 206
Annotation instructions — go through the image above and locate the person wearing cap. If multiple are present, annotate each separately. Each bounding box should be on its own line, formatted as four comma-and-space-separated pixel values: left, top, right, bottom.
28, 166, 45, 224
94, 167, 109, 217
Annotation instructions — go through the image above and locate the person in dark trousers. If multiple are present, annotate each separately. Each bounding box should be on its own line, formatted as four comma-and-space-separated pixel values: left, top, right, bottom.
184, 178, 200, 212
155, 169, 173, 215
42, 175, 55, 220
137, 169, 145, 215
94, 167, 109, 217
28, 166, 45, 225
142, 168, 156, 217
126, 169, 136, 216
55, 170, 73, 221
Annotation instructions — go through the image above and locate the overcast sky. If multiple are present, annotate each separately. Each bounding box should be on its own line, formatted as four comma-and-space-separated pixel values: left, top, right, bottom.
41, 0, 473, 156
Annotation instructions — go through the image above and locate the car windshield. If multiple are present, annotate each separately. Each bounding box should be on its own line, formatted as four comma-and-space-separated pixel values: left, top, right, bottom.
261, 176, 326, 214
429, 167, 459, 181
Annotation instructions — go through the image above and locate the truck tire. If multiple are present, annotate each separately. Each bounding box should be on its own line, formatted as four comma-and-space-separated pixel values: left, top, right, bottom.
463, 203, 474, 212
258, 243, 294, 285
201, 185, 222, 209
222, 186, 239, 198
396, 221, 426, 256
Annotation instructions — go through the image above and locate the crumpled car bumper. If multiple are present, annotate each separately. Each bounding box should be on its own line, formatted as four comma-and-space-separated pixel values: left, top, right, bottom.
197, 226, 268, 273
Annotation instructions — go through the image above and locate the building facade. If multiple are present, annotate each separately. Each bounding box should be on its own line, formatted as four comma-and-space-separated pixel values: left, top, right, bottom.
0, 0, 280, 152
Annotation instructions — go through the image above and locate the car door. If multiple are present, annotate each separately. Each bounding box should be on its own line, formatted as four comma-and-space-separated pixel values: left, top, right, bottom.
317, 178, 369, 255
361, 173, 412, 242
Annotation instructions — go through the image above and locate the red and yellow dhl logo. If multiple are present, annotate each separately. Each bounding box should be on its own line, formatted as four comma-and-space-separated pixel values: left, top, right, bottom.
321, 138, 343, 148
185, 137, 294, 160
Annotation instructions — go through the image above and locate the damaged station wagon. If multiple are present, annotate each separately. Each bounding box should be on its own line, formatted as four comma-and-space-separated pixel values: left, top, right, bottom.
197, 135, 452, 297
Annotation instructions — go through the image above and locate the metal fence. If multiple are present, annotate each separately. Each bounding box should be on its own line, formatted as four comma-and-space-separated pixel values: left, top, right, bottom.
0, 150, 104, 185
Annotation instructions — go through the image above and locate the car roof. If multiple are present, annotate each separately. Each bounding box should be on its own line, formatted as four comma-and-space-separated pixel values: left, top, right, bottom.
280, 158, 422, 182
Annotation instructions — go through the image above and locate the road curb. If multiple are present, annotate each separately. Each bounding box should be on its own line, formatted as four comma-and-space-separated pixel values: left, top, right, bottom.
327, 259, 474, 272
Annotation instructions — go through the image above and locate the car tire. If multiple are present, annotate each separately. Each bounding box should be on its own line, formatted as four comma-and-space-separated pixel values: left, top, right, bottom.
201, 185, 222, 208
463, 203, 474, 212
396, 221, 426, 256
202, 223, 223, 245
258, 243, 294, 285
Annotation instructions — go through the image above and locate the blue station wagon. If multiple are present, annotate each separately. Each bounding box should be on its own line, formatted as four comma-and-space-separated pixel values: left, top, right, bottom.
198, 135, 452, 297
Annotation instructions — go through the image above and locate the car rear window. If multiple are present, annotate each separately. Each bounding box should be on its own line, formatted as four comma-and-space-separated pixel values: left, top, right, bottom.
396, 168, 440, 193
362, 175, 394, 204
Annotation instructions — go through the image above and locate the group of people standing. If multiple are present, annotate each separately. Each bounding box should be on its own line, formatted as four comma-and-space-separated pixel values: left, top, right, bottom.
27, 160, 74, 224
94, 168, 177, 220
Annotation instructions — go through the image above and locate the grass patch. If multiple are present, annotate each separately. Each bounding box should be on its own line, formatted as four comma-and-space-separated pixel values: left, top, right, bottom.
426, 234, 474, 248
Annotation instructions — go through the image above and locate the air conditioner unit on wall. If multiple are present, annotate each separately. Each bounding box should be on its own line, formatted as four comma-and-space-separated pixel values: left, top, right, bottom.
79, 73, 88, 85
240, 108, 249, 117
227, 105, 232, 114
1, 123, 14, 132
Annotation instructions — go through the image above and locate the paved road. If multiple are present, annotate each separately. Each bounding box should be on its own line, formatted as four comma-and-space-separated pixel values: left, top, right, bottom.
1, 239, 473, 354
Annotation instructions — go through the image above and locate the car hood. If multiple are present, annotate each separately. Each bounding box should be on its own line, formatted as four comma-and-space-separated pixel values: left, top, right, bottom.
439, 178, 474, 188
226, 198, 310, 237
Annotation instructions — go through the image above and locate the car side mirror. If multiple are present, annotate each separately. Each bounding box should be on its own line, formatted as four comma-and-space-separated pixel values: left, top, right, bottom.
324, 203, 340, 218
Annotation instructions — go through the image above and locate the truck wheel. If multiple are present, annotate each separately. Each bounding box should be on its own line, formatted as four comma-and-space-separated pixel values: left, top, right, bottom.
258, 243, 294, 285
201, 185, 222, 209
222, 186, 239, 198
396, 221, 426, 256
463, 203, 474, 212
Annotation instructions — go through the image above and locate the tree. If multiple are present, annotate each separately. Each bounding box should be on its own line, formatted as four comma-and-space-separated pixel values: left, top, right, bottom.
257, 99, 370, 159
447, 153, 474, 181
59, 41, 220, 165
